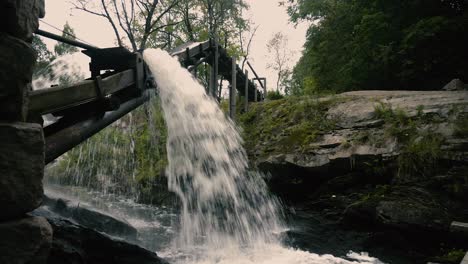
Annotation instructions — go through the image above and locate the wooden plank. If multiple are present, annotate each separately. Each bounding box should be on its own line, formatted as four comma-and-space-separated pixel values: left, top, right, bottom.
29, 69, 134, 115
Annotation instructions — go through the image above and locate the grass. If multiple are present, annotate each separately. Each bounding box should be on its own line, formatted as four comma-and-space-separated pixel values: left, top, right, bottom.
373, 102, 445, 179
239, 96, 343, 157
454, 116, 468, 137
433, 249, 466, 264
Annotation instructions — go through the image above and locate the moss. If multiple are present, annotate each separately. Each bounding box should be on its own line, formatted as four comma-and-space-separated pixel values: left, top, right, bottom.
433, 249, 466, 264
359, 185, 392, 202
454, 115, 468, 137
239, 96, 342, 158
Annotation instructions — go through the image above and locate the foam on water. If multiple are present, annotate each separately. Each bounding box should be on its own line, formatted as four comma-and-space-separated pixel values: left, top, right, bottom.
143, 49, 384, 264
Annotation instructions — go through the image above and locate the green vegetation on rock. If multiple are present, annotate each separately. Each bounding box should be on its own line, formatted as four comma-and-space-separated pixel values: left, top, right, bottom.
239, 96, 342, 158
373, 102, 445, 179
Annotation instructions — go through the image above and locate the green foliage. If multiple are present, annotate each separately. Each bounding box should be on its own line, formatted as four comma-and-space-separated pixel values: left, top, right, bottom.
433, 249, 466, 264
239, 96, 340, 157
359, 185, 392, 203
373, 102, 444, 178
54, 22, 78, 56
31, 36, 54, 76
266, 91, 284, 100
398, 133, 444, 178
47, 98, 171, 204
285, 0, 468, 93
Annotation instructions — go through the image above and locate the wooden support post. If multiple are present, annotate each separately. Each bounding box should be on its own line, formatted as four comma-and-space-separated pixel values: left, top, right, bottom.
209, 64, 214, 96
254, 84, 257, 102
213, 44, 219, 98
244, 70, 249, 112
263, 79, 267, 100
230, 56, 237, 119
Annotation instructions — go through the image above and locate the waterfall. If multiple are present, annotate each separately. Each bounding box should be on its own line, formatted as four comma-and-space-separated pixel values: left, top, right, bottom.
144, 49, 283, 248
143, 49, 384, 264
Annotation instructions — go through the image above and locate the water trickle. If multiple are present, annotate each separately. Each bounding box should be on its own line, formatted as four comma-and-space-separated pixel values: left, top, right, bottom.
143, 49, 384, 264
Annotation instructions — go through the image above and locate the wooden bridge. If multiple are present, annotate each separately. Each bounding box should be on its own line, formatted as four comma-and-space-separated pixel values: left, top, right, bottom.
32, 29, 266, 164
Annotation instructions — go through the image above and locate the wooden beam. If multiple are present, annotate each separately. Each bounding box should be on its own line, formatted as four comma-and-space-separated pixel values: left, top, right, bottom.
29, 70, 135, 115
244, 70, 249, 112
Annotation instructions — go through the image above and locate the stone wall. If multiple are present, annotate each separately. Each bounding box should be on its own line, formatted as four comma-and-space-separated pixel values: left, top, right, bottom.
0, 1, 53, 263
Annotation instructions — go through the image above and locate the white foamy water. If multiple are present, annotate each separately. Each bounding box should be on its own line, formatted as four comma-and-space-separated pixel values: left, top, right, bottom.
32, 52, 88, 90
143, 49, 384, 264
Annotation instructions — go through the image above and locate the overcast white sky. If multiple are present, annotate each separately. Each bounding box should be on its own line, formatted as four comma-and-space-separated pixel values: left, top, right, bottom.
39, 1, 308, 91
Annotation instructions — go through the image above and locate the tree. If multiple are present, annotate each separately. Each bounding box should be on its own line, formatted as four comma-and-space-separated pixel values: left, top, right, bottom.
54, 22, 79, 56
239, 23, 259, 71
73, 0, 181, 51
266, 32, 293, 93
284, 0, 468, 93
32, 35, 54, 76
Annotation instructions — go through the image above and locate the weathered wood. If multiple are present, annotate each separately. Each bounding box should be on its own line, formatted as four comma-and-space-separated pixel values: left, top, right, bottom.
172, 40, 259, 101
212, 44, 219, 98
254, 84, 257, 102
244, 70, 249, 112
230, 57, 237, 119
29, 70, 135, 115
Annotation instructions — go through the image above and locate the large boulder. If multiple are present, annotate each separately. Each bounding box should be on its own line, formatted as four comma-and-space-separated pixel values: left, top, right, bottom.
252, 91, 468, 187
32, 208, 167, 264
443, 79, 466, 91
44, 196, 138, 241
0, 216, 53, 264
0, 122, 44, 220
0, 0, 45, 40
0, 34, 35, 121
342, 186, 451, 232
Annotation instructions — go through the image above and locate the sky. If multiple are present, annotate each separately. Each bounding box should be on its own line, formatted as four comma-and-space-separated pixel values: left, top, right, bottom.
39, 1, 308, 91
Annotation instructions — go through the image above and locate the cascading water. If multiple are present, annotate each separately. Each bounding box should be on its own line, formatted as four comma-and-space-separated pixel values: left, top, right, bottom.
143, 49, 384, 264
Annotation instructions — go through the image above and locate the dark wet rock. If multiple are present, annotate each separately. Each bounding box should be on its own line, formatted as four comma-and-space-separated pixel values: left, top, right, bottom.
0, 122, 44, 220
341, 186, 452, 233
0, 0, 45, 40
0, 216, 53, 264
31, 208, 167, 264
43, 196, 138, 241
0, 34, 35, 121
376, 200, 450, 232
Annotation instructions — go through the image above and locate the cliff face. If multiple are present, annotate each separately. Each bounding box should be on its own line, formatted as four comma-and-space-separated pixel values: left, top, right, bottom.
240, 91, 468, 248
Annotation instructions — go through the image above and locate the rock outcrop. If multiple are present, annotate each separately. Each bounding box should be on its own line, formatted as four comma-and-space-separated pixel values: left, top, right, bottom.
255, 91, 468, 177
0, 216, 53, 264
0, 0, 45, 40
0, 122, 45, 220
443, 79, 466, 91
0, 1, 49, 263
32, 208, 167, 264
241, 91, 468, 257
43, 195, 138, 241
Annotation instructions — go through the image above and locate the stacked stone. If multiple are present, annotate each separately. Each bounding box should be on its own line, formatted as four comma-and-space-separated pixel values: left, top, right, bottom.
0, 1, 53, 263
